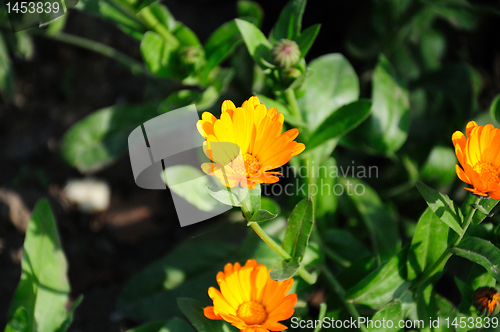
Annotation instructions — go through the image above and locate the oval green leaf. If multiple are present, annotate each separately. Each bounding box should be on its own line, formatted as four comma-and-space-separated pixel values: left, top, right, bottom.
416, 181, 463, 236
449, 237, 500, 282
297, 53, 360, 131
282, 197, 314, 261
307, 99, 372, 151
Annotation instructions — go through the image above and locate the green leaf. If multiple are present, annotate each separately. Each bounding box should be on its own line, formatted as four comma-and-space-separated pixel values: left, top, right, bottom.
468, 196, 499, 225
162, 166, 220, 212
60, 101, 161, 173
0, 33, 14, 102
297, 53, 360, 130
135, 0, 159, 13
206, 186, 241, 207
125, 321, 169, 332
5, 307, 29, 332
342, 54, 409, 155
339, 178, 401, 262
294, 23, 320, 58
490, 94, 500, 123
306, 99, 372, 150
269, 258, 300, 281
56, 295, 83, 332
141, 31, 182, 79
323, 229, 371, 266
282, 198, 314, 261
250, 209, 278, 222
147, 3, 177, 31
449, 237, 500, 282
269, 0, 306, 41
416, 181, 463, 236
118, 240, 236, 321
160, 317, 196, 332
420, 146, 457, 188
239, 184, 261, 216
237, 1, 263, 27
368, 300, 404, 332
346, 249, 410, 309
414, 63, 472, 115
261, 197, 280, 216
315, 157, 339, 219
407, 208, 449, 281
248, 196, 280, 222
235, 19, 272, 69
173, 23, 201, 47
177, 298, 225, 332
201, 21, 242, 79
76, 0, 146, 40
7, 199, 70, 332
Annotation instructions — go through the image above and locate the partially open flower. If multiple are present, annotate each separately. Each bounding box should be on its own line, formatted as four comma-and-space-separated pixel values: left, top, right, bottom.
197, 97, 305, 189
204, 259, 297, 331
452, 121, 500, 199
473, 287, 500, 316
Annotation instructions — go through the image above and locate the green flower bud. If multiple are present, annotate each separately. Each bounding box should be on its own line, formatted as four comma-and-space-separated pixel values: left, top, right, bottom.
271, 39, 300, 68
181, 46, 204, 66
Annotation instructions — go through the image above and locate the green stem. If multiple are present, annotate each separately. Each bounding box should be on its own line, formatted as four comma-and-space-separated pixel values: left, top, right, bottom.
323, 268, 368, 332
410, 195, 482, 290
32, 31, 153, 77
284, 88, 303, 122
240, 199, 316, 284
249, 222, 316, 284
323, 246, 350, 268
139, 7, 179, 47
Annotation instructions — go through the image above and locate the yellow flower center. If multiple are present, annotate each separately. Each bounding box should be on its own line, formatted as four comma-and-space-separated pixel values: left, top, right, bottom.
232, 153, 261, 176
473, 162, 500, 186
237, 301, 267, 325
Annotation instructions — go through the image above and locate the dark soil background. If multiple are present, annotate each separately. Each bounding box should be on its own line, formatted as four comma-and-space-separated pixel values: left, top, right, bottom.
1, 0, 500, 331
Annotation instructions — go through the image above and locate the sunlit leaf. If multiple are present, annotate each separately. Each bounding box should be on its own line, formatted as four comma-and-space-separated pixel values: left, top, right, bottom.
282, 198, 314, 261
416, 181, 463, 236
7, 199, 70, 332
449, 237, 500, 282
306, 99, 372, 151
407, 208, 448, 281
60, 101, 161, 173
297, 53, 360, 131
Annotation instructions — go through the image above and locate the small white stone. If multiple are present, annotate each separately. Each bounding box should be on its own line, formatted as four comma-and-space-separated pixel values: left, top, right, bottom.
64, 178, 111, 214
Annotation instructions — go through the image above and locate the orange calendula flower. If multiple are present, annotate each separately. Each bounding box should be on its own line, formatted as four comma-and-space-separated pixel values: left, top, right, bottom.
473, 287, 500, 316
204, 259, 297, 332
197, 96, 305, 189
452, 121, 500, 199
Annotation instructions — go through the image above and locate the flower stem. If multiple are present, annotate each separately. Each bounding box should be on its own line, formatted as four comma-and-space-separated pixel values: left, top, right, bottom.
32, 31, 153, 78
284, 88, 304, 122
323, 268, 369, 332
138, 7, 180, 48
410, 195, 482, 290
249, 222, 316, 284
240, 198, 316, 284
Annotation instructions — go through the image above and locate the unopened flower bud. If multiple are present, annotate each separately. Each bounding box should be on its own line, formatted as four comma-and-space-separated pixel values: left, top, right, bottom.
181, 46, 204, 66
281, 67, 302, 80
271, 39, 300, 68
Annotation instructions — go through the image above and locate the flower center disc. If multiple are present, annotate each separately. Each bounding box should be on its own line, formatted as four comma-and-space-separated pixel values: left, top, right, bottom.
243, 153, 261, 176
473, 162, 500, 186
237, 301, 267, 325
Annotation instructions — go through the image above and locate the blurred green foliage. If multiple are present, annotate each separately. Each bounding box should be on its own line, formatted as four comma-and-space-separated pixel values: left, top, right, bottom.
3, 0, 500, 331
